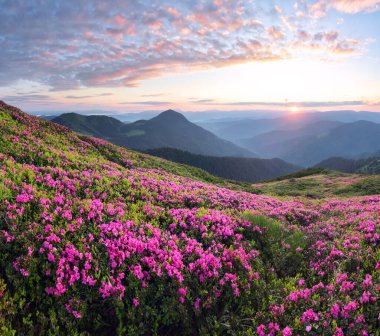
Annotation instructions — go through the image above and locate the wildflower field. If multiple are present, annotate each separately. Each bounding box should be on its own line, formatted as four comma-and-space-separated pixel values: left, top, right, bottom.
0, 101, 379, 335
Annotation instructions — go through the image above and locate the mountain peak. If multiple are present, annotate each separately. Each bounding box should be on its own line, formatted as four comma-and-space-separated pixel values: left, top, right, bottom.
152, 109, 188, 123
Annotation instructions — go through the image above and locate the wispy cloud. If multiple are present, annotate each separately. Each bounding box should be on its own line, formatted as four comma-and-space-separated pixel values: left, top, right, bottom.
193, 100, 366, 107
119, 101, 171, 105
65, 93, 113, 99
1, 94, 52, 102
192, 99, 216, 103
140, 93, 165, 97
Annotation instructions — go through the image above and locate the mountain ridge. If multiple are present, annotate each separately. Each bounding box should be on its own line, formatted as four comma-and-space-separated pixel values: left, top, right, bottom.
53, 110, 256, 158
144, 147, 300, 183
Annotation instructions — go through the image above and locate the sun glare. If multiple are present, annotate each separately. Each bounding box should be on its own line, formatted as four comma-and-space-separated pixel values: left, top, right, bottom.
290, 106, 300, 114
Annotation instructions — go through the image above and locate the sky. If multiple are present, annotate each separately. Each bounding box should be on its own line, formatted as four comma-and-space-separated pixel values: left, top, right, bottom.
0, 0, 380, 114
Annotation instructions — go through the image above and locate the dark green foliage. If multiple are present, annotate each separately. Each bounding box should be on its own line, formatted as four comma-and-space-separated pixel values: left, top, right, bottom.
144, 147, 300, 183
334, 177, 380, 196
315, 156, 380, 174
359, 157, 380, 174
242, 214, 308, 278
265, 167, 331, 182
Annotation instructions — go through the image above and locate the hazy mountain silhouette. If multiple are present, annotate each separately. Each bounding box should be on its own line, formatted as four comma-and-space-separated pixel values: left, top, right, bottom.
280, 121, 380, 166
240, 120, 342, 157
53, 110, 255, 157
199, 111, 380, 142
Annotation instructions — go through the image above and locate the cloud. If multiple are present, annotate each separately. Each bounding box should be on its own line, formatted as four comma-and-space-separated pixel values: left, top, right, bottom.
292, 100, 365, 107
0, 0, 368, 91
1, 94, 52, 102
140, 93, 164, 97
331, 0, 380, 13
193, 100, 366, 107
291, 29, 362, 56
267, 26, 286, 40
332, 38, 361, 55
119, 101, 171, 105
310, 0, 380, 17
193, 99, 216, 103
65, 93, 113, 99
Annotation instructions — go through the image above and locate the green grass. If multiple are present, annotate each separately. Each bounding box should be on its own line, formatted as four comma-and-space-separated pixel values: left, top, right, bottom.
334, 176, 380, 196
252, 170, 380, 198
264, 167, 333, 182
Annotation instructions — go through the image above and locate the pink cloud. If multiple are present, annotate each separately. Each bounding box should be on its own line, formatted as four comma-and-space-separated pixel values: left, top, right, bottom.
310, 0, 380, 17
325, 31, 339, 42
165, 7, 181, 18
313, 31, 339, 42
298, 30, 311, 40
332, 38, 360, 54
187, 12, 209, 26
331, 0, 380, 13
113, 15, 128, 26
110, 15, 136, 35
267, 26, 286, 40
0, 0, 369, 91
82, 31, 103, 43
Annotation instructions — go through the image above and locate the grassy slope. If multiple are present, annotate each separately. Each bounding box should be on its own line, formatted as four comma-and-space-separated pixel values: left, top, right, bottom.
2, 105, 254, 193
3, 103, 378, 199
252, 168, 380, 198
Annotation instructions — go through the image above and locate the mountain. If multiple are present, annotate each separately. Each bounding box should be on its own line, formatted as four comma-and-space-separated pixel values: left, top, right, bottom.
280, 120, 380, 166
315, 156, 380, 174
240, 120, 343, 158
239, 119, 380, 166
52, 112, 125, 137
198, 118, 282, 141
53, 110, 255, 157
144, 147, 300, 183
199, 110, 380, 142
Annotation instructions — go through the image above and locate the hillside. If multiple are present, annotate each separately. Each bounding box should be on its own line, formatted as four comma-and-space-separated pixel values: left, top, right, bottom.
51, 112, 125, 137
53, 110, 255, 158
315, 156, 380, 174
0, 101, 379, 335
145, 147, 299, 183
252, 168, 380, 198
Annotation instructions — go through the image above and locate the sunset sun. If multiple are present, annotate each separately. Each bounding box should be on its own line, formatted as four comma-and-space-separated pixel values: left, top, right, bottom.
290, 106, 300, 114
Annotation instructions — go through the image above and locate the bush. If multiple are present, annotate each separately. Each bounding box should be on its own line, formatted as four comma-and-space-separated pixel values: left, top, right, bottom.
242, 214, 308, 277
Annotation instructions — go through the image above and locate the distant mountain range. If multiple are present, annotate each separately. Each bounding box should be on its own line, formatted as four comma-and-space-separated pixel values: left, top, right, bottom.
231, 119, 380, 167
240, 120, 343, 158
144, 148, 300, 183
52, 109, 380, 168
279, 121, 380, 166
52, 110, 255, 157
199, 110, 380, 142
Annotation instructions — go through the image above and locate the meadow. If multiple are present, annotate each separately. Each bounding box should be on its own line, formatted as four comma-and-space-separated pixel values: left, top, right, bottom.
0, 102, 379, 335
